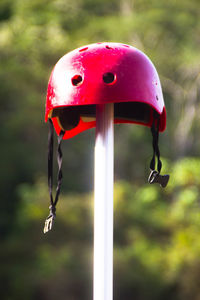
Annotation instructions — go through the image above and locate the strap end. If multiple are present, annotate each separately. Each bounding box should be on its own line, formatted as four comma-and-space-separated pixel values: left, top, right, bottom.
148, 170, 170, 188
43, 214, 55, 234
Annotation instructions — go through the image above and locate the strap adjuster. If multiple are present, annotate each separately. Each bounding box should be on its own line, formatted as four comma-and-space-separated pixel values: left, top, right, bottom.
148, 170, 169, 188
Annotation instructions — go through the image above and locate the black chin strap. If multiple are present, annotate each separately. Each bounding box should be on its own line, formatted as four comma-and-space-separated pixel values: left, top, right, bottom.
150, 115, 162, 173
44, 119, 65, 233
148, 115, 169, 188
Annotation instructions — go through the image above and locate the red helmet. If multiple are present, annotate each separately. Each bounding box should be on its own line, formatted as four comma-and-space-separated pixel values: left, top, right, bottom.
43, 42, 169, 233
45, 42, 166, 139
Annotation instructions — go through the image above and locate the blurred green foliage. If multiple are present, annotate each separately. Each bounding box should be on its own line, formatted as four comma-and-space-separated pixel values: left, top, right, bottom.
2, 159, 200, 299
1, 0, 200, 299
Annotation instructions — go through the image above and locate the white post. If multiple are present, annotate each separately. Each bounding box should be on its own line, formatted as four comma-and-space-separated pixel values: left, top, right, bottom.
93, 103, 114, 300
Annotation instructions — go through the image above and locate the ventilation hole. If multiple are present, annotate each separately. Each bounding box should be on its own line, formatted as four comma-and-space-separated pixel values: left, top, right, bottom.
122, 44, 130, 48
103, 72, 116, 84
79, 47, 88, 52
72, 75, 83, 86
156, 95, 159, 101
106, 45, 113, 49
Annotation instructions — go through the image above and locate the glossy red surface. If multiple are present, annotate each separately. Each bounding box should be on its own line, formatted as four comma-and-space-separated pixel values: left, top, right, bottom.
45, 42, 166, 139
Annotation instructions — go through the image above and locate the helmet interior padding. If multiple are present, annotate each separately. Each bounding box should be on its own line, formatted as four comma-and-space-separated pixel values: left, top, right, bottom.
52, 102, 153, 131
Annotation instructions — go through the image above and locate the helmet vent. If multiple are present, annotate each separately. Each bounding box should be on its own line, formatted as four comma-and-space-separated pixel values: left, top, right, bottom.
103, 72, 116, 84
106, 45, 113, 49
79, 47, 88, 52
72, 75, 83, 86
156, 95, 159, 101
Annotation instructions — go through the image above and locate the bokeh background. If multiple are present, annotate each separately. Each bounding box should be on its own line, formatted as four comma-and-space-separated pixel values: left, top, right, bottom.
1, 0, 200, 299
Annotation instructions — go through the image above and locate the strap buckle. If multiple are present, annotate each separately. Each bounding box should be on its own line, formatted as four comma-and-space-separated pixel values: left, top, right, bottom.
43, 205, 56, 234
148, 170, 169, 188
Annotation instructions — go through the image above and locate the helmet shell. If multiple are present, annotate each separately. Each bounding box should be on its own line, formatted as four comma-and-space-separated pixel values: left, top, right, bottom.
46, 42, 166, 139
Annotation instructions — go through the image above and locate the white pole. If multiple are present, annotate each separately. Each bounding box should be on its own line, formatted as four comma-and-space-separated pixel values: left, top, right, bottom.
93, 103, 114, 300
